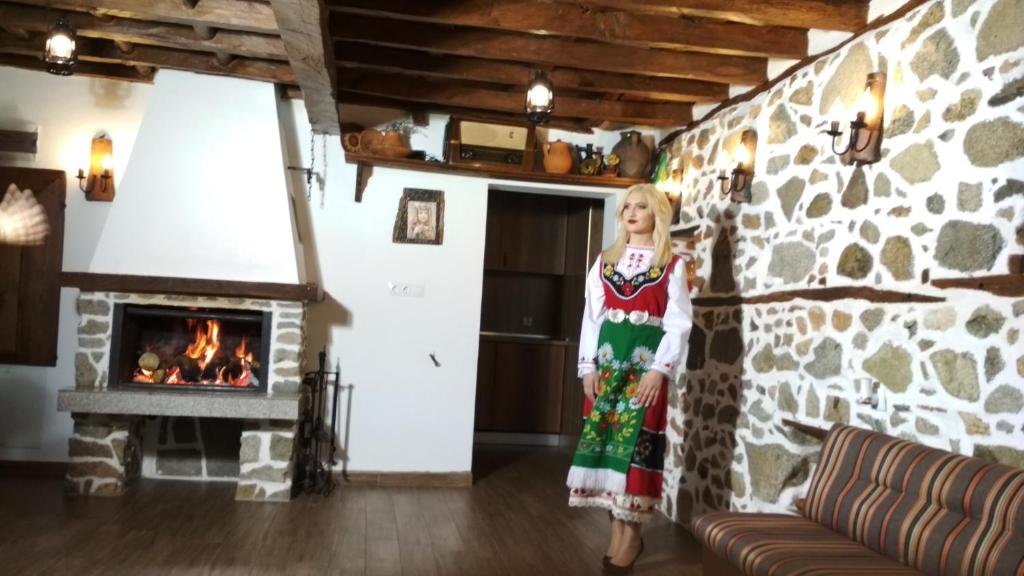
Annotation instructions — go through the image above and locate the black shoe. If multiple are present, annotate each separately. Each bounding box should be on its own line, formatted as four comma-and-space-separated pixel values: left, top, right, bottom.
604, 539, 643, 573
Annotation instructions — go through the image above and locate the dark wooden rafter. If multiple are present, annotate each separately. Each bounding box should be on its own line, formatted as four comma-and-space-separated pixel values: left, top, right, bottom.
335, 42, 728, 103
554, 0, 869, 32
269, 0, 340, 134
0, 4, 286, 60
336, 91, 598, 132
327, 0, 807, 59
338, 69, 691, 125
0, 33, 294, 83
331, 14, 767, 85
0, 51, 155, 82
1, 0, 278, 34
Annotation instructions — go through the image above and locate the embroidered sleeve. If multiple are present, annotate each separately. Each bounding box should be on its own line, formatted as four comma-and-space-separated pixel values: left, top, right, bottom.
652, 257, 693, 379
578, 256, 605, 377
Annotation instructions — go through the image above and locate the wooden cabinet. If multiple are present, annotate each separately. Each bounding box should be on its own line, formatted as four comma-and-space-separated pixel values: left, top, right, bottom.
484, 190, 568, 274
476, 189, 604, 438
475, 337, 565, 434
0, 167, 65, 366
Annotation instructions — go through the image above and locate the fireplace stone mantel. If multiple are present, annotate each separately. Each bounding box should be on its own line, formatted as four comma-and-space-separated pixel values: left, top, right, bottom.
58, 388, 301, 420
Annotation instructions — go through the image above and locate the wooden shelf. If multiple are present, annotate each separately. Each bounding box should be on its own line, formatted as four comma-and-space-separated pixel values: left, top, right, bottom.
344, 152, 644, 202
61, 272, 321, 302
931, 274, 1024, 297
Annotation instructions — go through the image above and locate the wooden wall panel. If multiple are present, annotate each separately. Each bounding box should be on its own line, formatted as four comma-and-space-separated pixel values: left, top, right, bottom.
0, 167, 66, 366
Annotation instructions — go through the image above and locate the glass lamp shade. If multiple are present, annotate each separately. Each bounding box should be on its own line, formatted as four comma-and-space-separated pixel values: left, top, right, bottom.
525, 71, 554, 124
45, 18, 77, 75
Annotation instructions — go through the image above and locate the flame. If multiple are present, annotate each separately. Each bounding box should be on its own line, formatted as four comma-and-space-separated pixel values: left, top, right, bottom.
134, 368, 155, 383
185, 320, 221, 371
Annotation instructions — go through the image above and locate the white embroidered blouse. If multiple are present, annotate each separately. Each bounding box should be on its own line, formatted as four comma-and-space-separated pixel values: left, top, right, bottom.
577, 244, 694, 379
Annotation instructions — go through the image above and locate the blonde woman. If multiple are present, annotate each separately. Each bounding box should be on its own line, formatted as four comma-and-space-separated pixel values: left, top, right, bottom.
567, 184, 693, 572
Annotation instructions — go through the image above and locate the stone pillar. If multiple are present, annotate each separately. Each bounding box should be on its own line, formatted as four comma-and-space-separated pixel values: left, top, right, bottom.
235, 419, 298, 502
66, 413, 143, 496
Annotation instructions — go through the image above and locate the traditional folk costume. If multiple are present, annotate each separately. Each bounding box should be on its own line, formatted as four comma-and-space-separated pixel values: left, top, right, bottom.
567, 245, 693, 523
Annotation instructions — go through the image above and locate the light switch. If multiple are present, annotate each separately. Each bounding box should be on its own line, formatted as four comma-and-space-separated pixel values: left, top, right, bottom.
388, 282, 425, 297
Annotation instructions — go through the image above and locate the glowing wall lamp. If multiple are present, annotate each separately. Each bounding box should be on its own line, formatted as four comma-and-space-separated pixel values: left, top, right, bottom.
76, 134, 115, 201
717, 129, 757, 203
824, 72, 886, 165
525, 70, 554, 124
44, 17, 77, 76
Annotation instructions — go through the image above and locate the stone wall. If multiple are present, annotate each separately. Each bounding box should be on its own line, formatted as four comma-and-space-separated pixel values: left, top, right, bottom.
141, 417, 242, 481
74, 292, 305, 395
66, 413, 143, 496
662, 0, 1024, 522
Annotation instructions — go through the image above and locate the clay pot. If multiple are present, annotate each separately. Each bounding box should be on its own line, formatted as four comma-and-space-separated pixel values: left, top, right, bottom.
611, 130, 651, 179
543, 140, 573, 174
373, 130, 412, 158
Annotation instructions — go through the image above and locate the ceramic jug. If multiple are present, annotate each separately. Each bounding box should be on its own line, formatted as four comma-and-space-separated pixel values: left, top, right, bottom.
543, 140, 573, 174
611, 130, 651, 179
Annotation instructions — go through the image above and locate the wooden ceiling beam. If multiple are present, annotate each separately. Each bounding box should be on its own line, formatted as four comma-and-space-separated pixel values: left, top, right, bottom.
0, 33, 294, 84
331, 14, 766, 85
338, 69, 691, 125
335, 42, 728, 103
327, 0, 807, 60
0, 4, 287, 60
1, 0, 278, 34
336, 92, 598, 133
0, 51, 155, 82
269, 0, 340, 134
554, 0, 869, 33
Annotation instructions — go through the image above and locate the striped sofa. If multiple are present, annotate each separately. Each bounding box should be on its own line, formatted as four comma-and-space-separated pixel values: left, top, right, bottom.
692, 424, 1024, 576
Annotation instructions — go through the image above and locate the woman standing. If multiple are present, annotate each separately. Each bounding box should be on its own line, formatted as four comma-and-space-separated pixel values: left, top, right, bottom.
567, 184, 693, 571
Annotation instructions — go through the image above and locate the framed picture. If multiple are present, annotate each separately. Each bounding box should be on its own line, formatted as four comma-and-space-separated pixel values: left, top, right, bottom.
393, 188, 445, 245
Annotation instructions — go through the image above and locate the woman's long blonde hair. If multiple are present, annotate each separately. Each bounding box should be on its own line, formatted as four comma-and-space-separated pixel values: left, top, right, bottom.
603, 183, 674, 269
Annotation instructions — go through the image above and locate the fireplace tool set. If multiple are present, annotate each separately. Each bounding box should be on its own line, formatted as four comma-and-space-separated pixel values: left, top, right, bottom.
298, 349, 340, 496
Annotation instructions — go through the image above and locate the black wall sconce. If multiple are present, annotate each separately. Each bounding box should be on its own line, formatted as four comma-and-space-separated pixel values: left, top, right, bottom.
525, 70, 554, 124
44, 16, 77, 76
824, 72, 886, 165
717, 129, 757, 203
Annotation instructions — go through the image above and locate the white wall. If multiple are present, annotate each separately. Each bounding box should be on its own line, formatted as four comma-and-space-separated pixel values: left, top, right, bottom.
0, 68, 300, 461
0, 67, 153, 462
87, 70, 298, 282
282, 104, 624, 472
0, 64, 630, 470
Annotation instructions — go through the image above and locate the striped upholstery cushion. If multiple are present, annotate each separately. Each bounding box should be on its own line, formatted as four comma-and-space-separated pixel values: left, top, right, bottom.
693, 512, 923, 575
804, 424, 1024, 576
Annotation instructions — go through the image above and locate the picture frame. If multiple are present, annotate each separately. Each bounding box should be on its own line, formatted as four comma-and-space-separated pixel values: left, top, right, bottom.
393, 188, 445, 245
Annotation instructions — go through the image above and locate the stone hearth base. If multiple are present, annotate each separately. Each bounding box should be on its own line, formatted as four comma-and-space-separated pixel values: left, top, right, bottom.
236, 420, 299, 501
66, 413, 300, 502
66, 413, 143, 496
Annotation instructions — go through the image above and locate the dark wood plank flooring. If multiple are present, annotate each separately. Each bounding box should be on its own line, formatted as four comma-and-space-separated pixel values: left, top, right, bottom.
0, 445, 702, 575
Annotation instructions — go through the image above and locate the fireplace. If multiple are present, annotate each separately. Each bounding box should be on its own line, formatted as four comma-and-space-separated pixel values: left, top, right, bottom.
109, 303, 272, 394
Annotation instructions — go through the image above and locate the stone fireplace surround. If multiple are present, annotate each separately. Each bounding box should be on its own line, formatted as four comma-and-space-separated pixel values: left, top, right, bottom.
56, 274, 317, 502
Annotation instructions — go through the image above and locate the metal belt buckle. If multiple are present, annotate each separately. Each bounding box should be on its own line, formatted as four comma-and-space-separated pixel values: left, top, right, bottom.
628, 311, 650, 325
607, 309, 626, 323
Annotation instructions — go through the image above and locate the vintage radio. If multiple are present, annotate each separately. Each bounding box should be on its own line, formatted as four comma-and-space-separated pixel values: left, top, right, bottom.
444, 116, 536, 170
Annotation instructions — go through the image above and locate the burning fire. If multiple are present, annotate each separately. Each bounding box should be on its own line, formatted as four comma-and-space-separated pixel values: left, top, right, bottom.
131, 319, 257, 388
186, 320, 220, 370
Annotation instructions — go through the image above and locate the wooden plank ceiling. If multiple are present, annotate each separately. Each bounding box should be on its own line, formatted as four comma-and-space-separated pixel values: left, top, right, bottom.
0, 0, 870, 131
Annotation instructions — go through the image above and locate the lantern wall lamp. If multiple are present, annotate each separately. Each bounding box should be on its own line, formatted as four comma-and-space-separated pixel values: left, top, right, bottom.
525, 70, 554, 124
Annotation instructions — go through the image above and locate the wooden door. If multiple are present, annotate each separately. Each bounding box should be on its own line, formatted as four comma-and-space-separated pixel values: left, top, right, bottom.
498, 192, 568, 275
0, 167, 66, 366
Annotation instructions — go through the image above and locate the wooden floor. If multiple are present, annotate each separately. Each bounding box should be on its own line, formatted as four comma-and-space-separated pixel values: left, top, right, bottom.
0, 445, 703, 575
